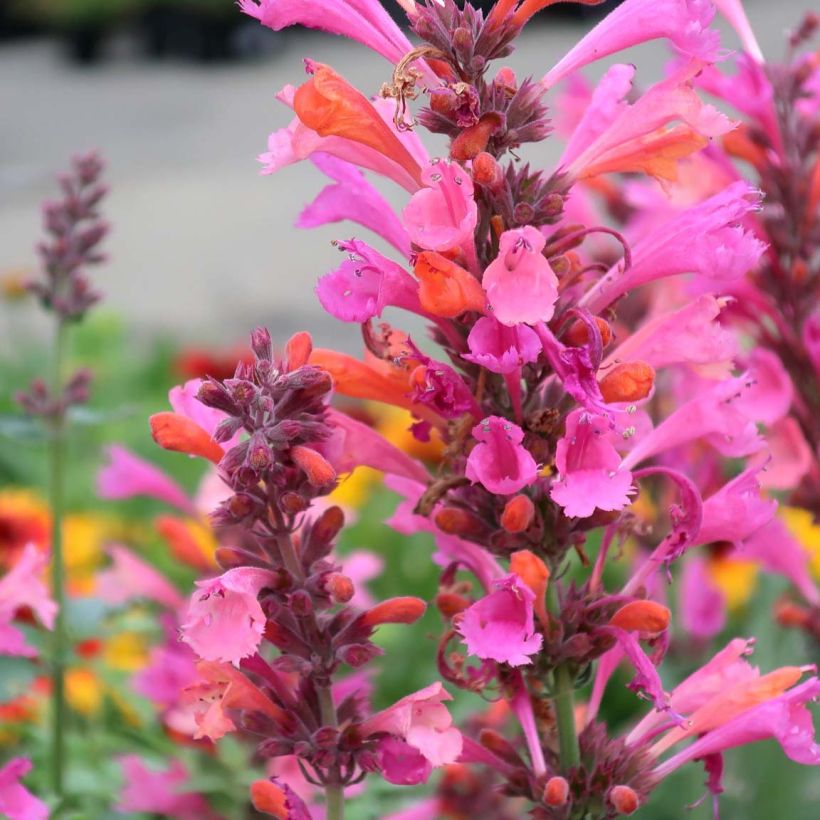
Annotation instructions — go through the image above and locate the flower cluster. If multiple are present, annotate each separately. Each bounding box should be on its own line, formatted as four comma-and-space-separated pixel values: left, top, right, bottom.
142, 0, 820, 817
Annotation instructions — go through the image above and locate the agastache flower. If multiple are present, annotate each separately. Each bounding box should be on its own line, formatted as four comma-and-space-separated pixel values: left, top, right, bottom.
465, 416, 538, 495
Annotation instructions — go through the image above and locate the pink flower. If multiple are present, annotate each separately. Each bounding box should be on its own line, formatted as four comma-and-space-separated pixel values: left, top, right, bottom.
713, 0, 764, 62
465, 416, 538, 495
679, 555, 726, 640
550, 409, 635, 519
463, 316, 542, 374
457, 574, 543, 666
133, 641, 199, 710
117, 756, 215, 819
360, 682, 462, 782
401, 160, 478, 252
482, 226, 558, 326
0, 544, 57, 658
240, 0, 414, 65
168, 378, 231, 441
761, 417, 812, 490
0, 758, 48, 820
299, 154, 410, 255
181, 567, 279, 663
542, 0, 720, 88
97, 444, 195, 514
96, 544, 185, 610
733, 348, 792, 426
583, 182, 765, 313
803, 311, 820, 379
316, 238, 422, 323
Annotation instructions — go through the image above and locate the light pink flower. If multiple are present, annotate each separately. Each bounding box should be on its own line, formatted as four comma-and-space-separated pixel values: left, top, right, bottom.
542, 0, 720, 88
482, 226, 558, 326
550, 409, 635, 519
761, 417, 812, 490
401, 160, 478, 252
0, 544, 57, 658
97, 444, 195, 514
462, 316, 541, 374
168, 378, 230, 440
133, 641, 199, 710
457, 574, 543, 666
299, 154, 410, 255
733, 348, 792, 426
583, 182, 766, 313
360, 681, 462, 781
117, 756, 215, 819
316, 239, 421, 323
181, 567, 278, 663
679, 555, 726, 640
713, 0, 764, 62
465, 416, 537, 495
96, 544, 185, 610
240, 0, 414, 65
0, 758, 48, 820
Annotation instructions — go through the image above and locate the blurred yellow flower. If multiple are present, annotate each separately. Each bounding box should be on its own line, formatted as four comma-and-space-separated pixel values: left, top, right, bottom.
0, 488, 50, 563
781, 506, 820, 579
66, 668, 104, 717
707, 556, 758, 609
330, 466, 381, 510
372, 404, 444, 462
63, 513, 113, 593
103, 632, 148, 672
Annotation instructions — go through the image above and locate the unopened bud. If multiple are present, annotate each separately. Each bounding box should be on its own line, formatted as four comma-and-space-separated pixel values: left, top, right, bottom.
599, 362, 655, 403
494, 66, 517, 93
565, 316, 613, 348
501, 494, 535, 533
291, 445, 336, 486
312, 506, 345, 544
451, 113, 503, 161
609, 600, 670, 633
250, 779, 287, 814
337, 642, 383, 668
247, 434, 272, 472
478, 729, 523, 765
285, 331, 313, 370
325, 572, 355, 604
472, 151, 504, 189
513, 202, 535, 224
609, 785, 639, 815
280, 491, 309, 515
435, 507, 485, 537
250, 326, 272, 361
435, 591, 471, 618
289, 589, 313, 617
774, 599, 810, 629
361, 597, 426, 627
543, 776, 570, 807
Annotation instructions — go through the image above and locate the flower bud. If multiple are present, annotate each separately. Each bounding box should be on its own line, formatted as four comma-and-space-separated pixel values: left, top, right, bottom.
565, 316, 613, 348
337, 642, 383, 668
250, 326, 272, 361
280, 491, 309, 515
250, 779, 287, 814
501, 495, 535, 533
289, 589, 313, 617
774, 599, 810, 629
312, 506, 345, 544
599, 362, 655, 403
609, 600, 670, 633
478, 729, 523, 766
435, 591, 471, 618
494, 66, 517, 93
291, 445, 336, 487
196, 379, 239, 414
472, 152, 504, 190
285, 331, 313, 370
451, 113, 504, 161
324, 572, 355, 604
543, 776, 570, 807
361, 597, 426, 627
609, 785, 639, 815
435, 507, 485, 538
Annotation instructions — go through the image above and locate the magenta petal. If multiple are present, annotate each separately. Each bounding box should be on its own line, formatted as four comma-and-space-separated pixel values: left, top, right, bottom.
0, 758, 48, 820
463, 316, 541, 374
117, 756, 214, 819
465, 416, 537, 495
96, 545, 185, 610
679, 556, 727, 640
377, 737, 432, 785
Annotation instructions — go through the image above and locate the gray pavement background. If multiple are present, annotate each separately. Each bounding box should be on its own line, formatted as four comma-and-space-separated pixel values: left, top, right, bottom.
0, 1, 813, 352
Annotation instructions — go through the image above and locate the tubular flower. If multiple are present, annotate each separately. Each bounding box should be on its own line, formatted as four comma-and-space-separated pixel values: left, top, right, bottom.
465, 416, 538, 495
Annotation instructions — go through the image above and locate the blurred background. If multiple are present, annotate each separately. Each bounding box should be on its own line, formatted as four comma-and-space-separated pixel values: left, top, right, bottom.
0, 0, 814, 353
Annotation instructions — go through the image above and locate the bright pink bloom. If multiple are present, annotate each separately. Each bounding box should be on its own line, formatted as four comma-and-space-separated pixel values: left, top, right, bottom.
96, 545, 185, 610
465, 416, 537, 495
0, 758, 47, 820
316, 239, 422, 323
679, 555, 726, 640
463, 316, 541, 374
695, 460, 777, 546
0, 544, 56, 657
583, 182, 765, 313
324, 408, 429, 484
761, 417, 812, 490
457, 574, 543, 666
551, 409, 634, 519
97, 444, 195, 514
375, 737, 434, 785
509, 670, 548, 775
713, 0, 764, 62
542, 0, 720, 88
168, 378, 229, 440
299, 154, 410, 254
733, 348, 792, 426
482, 226, 558, 326
607, 626, 672, 715
401, 160, 478, 252
240, 0, 414, 65
604, 294, 737, 377
181, 567, 278, 663
117, 756, 215, 819
360, 682, 462, 780
261, 87, 424, 192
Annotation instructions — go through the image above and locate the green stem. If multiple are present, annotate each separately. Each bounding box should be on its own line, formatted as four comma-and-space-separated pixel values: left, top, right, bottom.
49, 321, 68, 801
317, 684, 344, 820
546, 582, 580, 772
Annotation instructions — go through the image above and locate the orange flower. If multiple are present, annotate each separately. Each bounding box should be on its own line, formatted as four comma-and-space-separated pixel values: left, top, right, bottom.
294, 63, 422, 186
413, 251, 487, 318
149, 412, 224, 464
